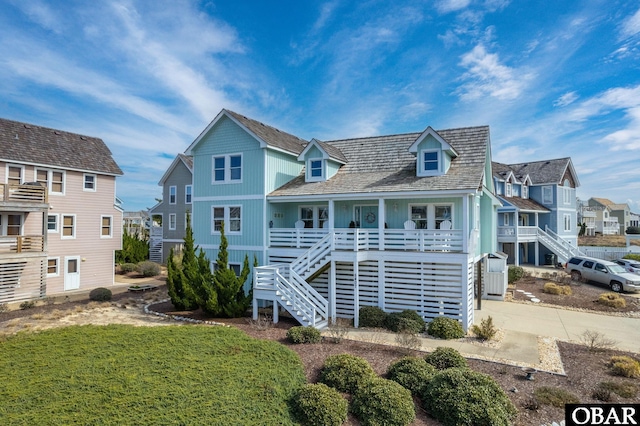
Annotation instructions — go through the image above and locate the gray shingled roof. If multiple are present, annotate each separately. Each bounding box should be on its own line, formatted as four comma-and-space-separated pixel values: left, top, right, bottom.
498, 196, 549, 212
269, 126, 490, 197
314, 140, 349, 164
225, 110, 307, 155
178, 153, 193, 171
0, 118, 123, 175
494, 158, 571, 185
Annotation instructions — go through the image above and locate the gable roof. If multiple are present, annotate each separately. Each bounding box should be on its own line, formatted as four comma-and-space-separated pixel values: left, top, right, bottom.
0, 118, 123, 175
590, 197, 614, 207
497, 195, 549, 212
158, 153, 193, 185
495, 157, 578, 186
269, 126, 490, 198
298, 139, 348, 164
186, 109, 307, 156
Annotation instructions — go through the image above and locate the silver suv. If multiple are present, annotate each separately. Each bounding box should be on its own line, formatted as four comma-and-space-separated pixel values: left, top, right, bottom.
565, 256, 640, 293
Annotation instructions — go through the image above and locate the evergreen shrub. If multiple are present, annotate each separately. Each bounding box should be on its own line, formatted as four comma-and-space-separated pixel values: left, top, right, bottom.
352, 377, 415, 426
136, 261, 161, 277
359, 306, 388, 328
426, 316, 465, 339
319, 354, 376, 394
286, 326, 322, 344
120, 263, 137, 274
89, 287, 112, 302
470, 315, 498, 341
292, 383, 348, 426
424, 347, 468, 370
508, 265, 525, 283
387, 356, 436, 395
384, 310, 425, 333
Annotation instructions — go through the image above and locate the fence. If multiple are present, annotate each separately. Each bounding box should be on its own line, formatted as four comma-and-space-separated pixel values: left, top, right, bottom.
578, 246, 634, 261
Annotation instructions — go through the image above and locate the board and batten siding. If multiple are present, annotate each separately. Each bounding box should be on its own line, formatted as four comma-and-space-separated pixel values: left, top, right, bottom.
45, 171, 121, 295
159, 159, 193, 241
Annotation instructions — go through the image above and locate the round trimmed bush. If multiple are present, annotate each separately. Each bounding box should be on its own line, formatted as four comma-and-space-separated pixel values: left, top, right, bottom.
387, 356, 436, 395
136, 261, 161, 277
359, 306, 388, 328
352, 377, 415, 426
421, 367, 517, 426
286, 326, 322, 344
597, 293, 626, 308
508, 265, 525, 283
292, 383, 348, 426
319, 354, 376, 394
89, 287, 112, 302
427, 316, 465, 339
424, 347, 468, 370
119, 263, 137, 274
384, 310, 426, 333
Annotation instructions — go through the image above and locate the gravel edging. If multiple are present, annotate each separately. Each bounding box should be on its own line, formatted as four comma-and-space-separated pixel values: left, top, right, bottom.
144, 299, 230, 327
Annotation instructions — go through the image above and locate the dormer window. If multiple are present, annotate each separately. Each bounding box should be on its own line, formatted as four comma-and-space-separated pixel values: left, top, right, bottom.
307, 158, 325, 182
506, 182, 512, 197
522, 185, 528, 199
418, 150, 440, 176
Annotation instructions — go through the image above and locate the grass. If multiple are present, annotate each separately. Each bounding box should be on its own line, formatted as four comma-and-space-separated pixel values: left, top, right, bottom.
0, 325, 306, 425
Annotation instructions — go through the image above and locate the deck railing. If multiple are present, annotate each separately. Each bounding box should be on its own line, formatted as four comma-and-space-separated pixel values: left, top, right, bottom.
0, 235, 45, 254
497, 225, 538, 237
269, 228, 464, 252
0, 183, 48, 204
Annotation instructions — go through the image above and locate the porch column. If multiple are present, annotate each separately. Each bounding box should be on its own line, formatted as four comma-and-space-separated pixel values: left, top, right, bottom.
330, 261, 336, 324
378, 259, 385, 311
328, 199, 335, 230
353, 259, 360, 328
378, 198, 385, 251
463, 195, 470, 253
534, 241, 539, 266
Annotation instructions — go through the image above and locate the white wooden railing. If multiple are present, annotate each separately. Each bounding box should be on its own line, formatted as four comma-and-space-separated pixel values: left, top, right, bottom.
269, 228, 464, 252
497, 225, 538, 237
291, 233, 333, 277
536, 227, 583, 262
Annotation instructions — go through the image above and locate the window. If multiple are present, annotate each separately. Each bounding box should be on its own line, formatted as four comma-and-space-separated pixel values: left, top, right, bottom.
212, 154, 242, 183
230, 263, 241, 276
564, 214, 571, 232
522, 185, 529, 199
101, 216, 112, 237
417, 150, 440, 176
434, 205, 452, 229
35, 169, 64, 194
504, 214, 510, 226
62, 215, 75, 238
410, 204, 453, 229
506, 182, 512, 197
542, 186, 553, 204
47, 258, 59, 276
7, 214, 22, 235
169, 186, 176, 204
307, 159, 324, 181
84, 174, 96, 191
7, 165, 23, 185
185, 185, 192, 204
411, 205, 428, 229
36, 169, 49, 188
563, 187, 572, 205
211, 206, 242, 233
47, 215, 59, 233
169, 213, 176, 230
299, 206, 328, 228
583, 260, 594, 269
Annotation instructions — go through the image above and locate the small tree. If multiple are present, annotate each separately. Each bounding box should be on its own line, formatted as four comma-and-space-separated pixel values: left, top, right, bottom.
166, 213, 200, 310
116, 229, 149, 264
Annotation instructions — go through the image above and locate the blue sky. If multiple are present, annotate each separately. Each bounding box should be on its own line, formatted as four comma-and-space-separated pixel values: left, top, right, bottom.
1, 0, 639, 213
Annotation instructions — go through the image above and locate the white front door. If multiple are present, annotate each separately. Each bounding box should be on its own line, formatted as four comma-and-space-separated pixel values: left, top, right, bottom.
64, 256, 81, 291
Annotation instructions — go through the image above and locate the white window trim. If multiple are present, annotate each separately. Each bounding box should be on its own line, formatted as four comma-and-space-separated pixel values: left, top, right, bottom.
169, 213, 177, 230
47, 257, 60, 277
522, 185, 528, 199
169, 186, 177, 205
299, 205, 329, 229
61, 214, 76, 239
506, 182, 512, 197
306, 158, 325, 182
47, 214, 59, 233
212, 153, 243, 184
83, 173, 97, 192
504, 213, 510, 226
542, 186, 553, 204
185, 185, 192, 204
417, 149, 441, 177
563, 187, 572, 205
211, 205, 242, 234
564, 213, 571, 231
33, 167, 65, 195
6, 164, 25, 185
408, 203, 454, 229
101, 215, 113, 238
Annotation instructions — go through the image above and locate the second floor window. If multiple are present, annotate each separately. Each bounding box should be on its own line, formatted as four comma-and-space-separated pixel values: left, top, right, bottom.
522, 185, 528, 199
212, 206, 242, 233
506, 183, 512, 197
212, 154, 242, 183
7, 165, 22, 185
169, 186, 176, 204
542, 186, 553, 204
62, 215, 75, 238
47, 215, 59, 233
84, 174, 96, 191
169, 214, 176, 230
101, 216, 112, 237
35, 169, 64, 194
185, 185, 192, 204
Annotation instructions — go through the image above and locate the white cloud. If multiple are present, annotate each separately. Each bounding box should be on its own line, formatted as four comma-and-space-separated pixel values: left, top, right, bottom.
620, 8, 640, 40
457, 44, 533, 101
436, 0, 472, 14
554, 91, 579, 107
11, 0, 63, 34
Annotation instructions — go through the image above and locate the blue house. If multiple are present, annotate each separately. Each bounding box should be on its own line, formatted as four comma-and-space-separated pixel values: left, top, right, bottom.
492, 158, 581, 266
185, 109, 503, 330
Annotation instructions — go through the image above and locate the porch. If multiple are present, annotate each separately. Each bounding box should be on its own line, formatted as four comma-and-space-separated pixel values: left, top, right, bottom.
0, 235, 45, 255
0, 183, 48, 206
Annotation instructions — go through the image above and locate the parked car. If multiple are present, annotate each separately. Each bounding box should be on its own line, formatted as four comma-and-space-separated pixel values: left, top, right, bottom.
565, 256, 640, 293
615, 259, 640, 275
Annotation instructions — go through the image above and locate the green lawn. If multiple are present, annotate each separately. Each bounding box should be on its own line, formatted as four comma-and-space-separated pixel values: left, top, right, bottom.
0, 325, 306, 425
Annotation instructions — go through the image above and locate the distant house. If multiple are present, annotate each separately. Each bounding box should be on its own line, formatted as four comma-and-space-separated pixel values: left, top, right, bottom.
492, 158, 581, 265
0, 118, 123, 304
630, 212, 639, 229
577, 200, 596, 237
123, 210, 149, 238
183, 109, 503, 331
588, 198, 630, 235
148, 154, 193, 263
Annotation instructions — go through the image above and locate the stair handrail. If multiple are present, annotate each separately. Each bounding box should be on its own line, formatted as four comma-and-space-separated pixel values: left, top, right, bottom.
271, 267, 328, 326
536, 227, 583, 259
291, 232, 333, 277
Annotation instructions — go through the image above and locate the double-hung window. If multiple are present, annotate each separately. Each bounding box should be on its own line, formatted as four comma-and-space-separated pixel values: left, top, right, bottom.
212, 154, 242, 183
62, 215, 75, 239
47, 258, 59, 277
542, 186, 553, 204
185, 185, 192, 204
522, 185, 528, 199
420, 150, 439, 175
101, 216, 113, 237
169, 214, 176, 230
410, 204, 453, 229
506, 183, 512, 197
307, 159, 324, 181
84, 174, 96, 191
169, 186, 177, 204
47, 215, 59, 233
212, 206, 242, 233
7, 165, 23, 185
34, 169, 64, 194
564, 214, 571, 231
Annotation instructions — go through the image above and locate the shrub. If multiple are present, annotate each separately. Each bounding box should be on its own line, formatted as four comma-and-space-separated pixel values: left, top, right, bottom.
384, 310, 426, 333
394, 330, 422, 353
608, 355, 640, 378
424, 347, 468, 370
292, 383, 348, 426
119, 263, 137, 274
359, 306, 388, 328
319, 354, 376, 394
579, 330, 617, 352
542, 282, 572, 295
352, 377, 415, 426
597, 292, 626, 308
508, 265, 525, 283
326, 318, 350, 343
387, 356, 436, 395
626, 226, 640, 235
0, 303, 8, 313
624, 253, 640, 261
89, 287, 112, 302
533, 386, 580, 407
19, 301, 35, 310
136, 261, 161, 277
427, 316, 465, 339
470, 316, 498, 341
421, 368, 517, 426
286, 326, 322, 344
596, 381, 638, 398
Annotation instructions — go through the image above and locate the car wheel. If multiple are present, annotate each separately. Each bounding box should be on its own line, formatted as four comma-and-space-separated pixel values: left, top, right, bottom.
610, 281, 623, 293
570, 271, 581, 282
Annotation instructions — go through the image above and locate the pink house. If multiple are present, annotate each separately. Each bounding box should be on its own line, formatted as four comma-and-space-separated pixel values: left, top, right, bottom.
0, 118, 123, 303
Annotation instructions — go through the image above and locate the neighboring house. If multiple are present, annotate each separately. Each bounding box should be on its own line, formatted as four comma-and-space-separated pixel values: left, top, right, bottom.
184, 109, 502, 331
148, 154, 193, 264
588, 198, 627, 235
577, 201, 596, 237
0, 118, 123, 304
492, 158, 581, 266
123, 210, 149, 238
630, 212, 639, 229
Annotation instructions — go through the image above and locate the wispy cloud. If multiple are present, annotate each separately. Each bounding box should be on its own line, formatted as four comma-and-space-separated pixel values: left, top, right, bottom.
619, 7, 640, 40
554, 91, 579, 107
435, 0, 472, 14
